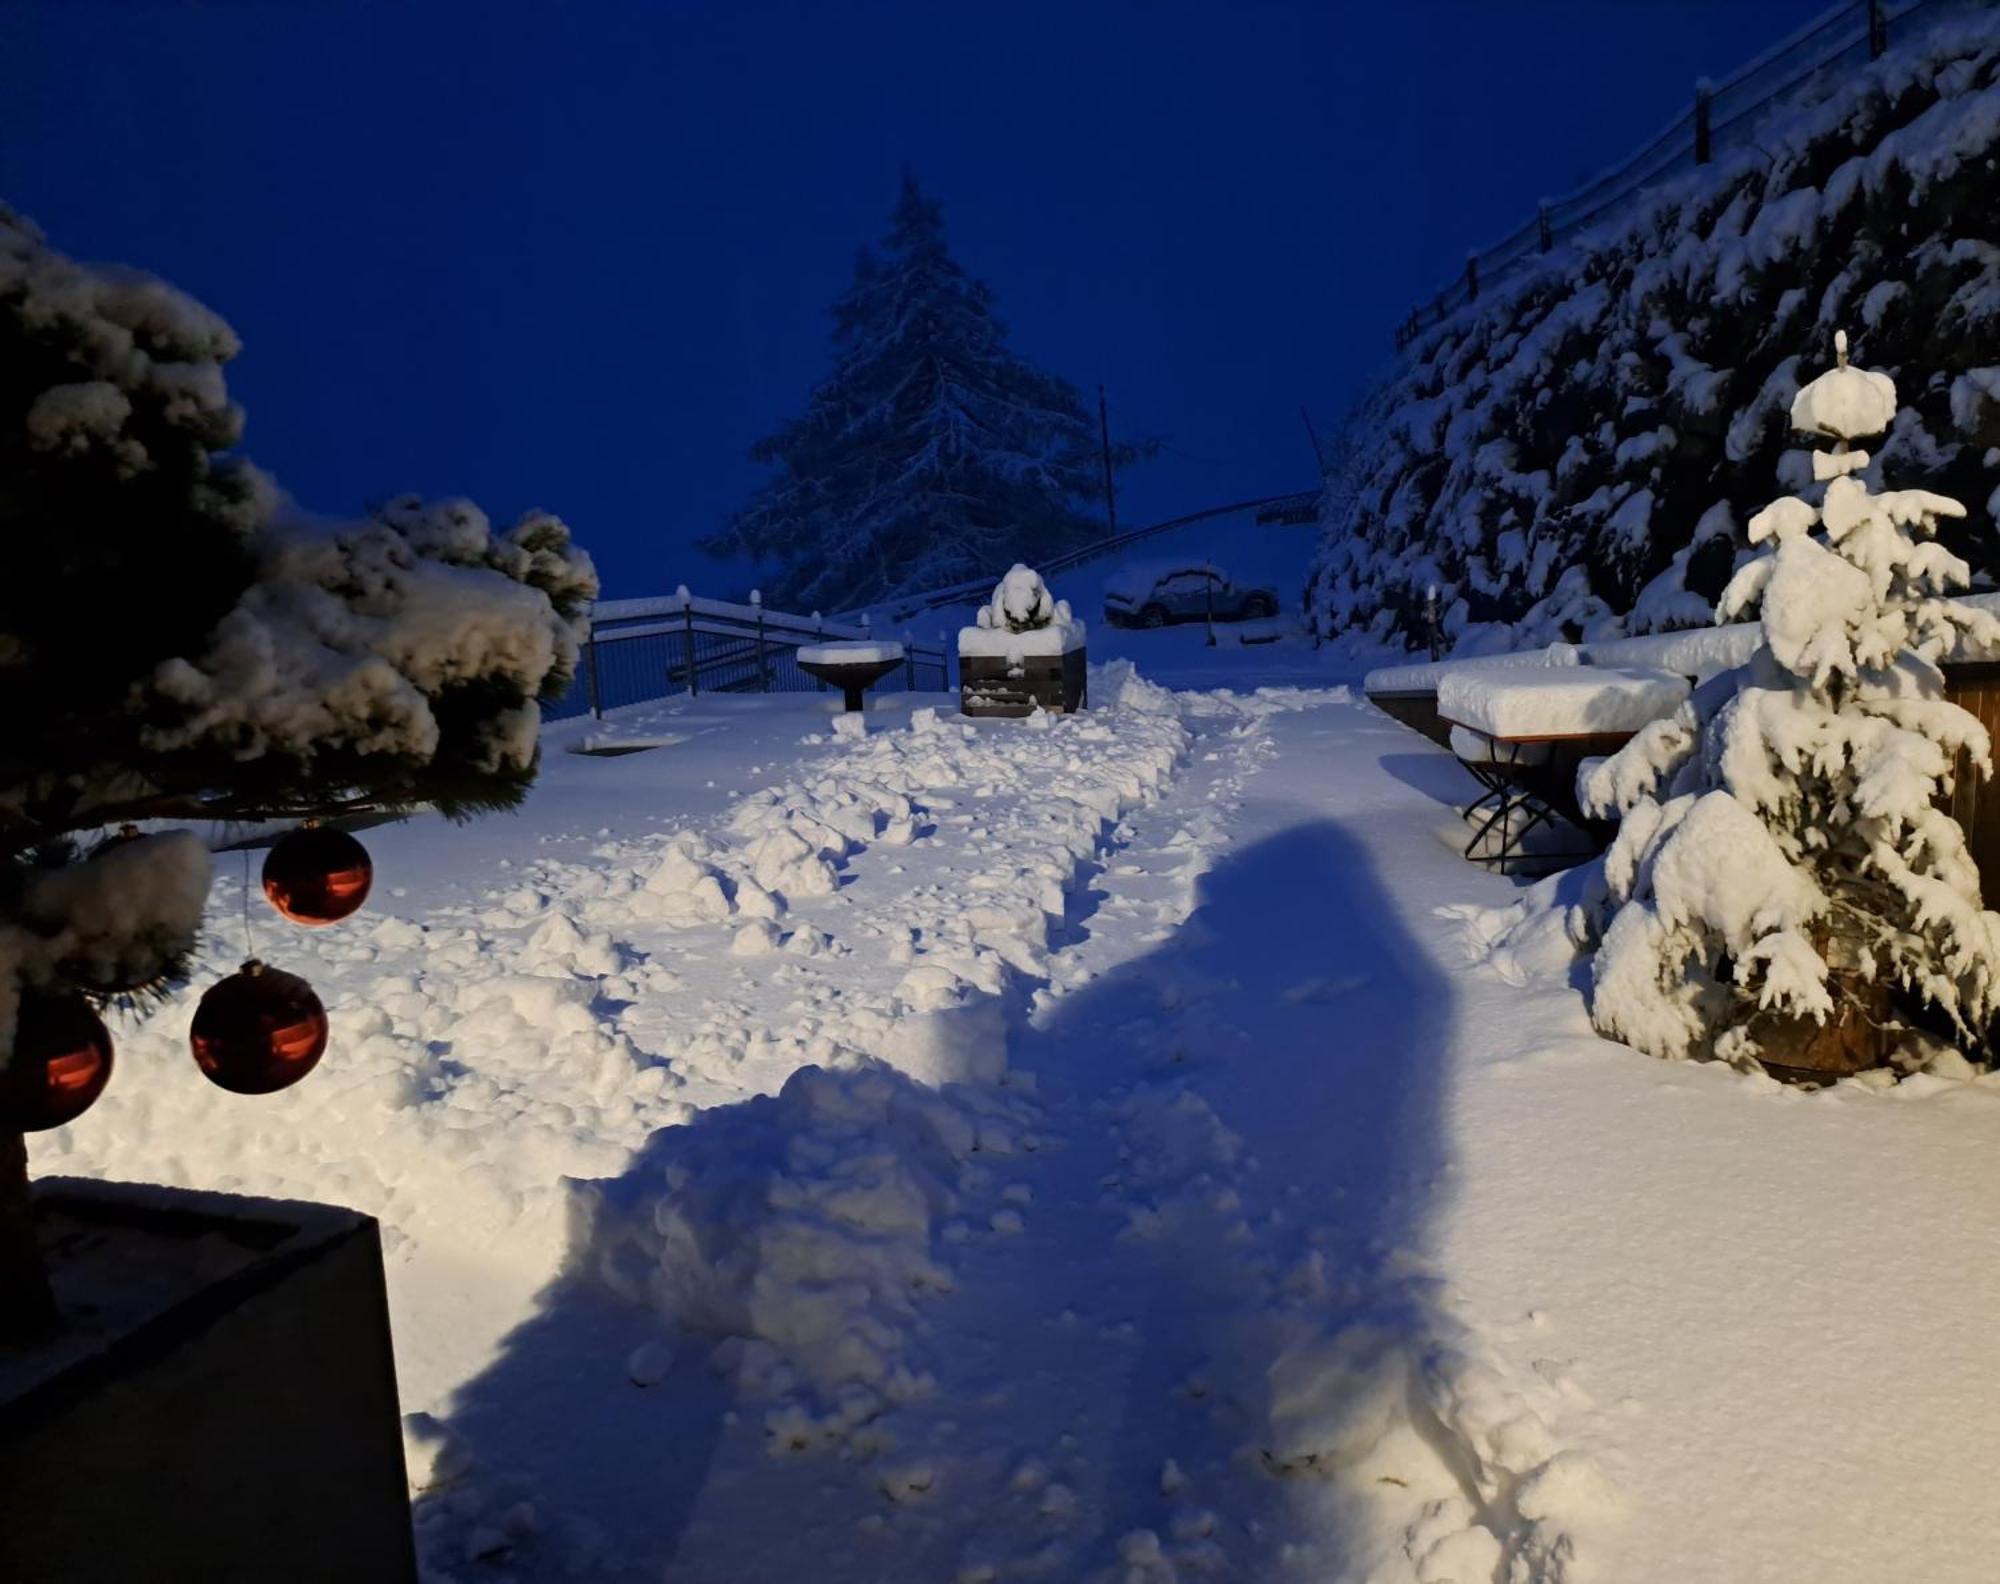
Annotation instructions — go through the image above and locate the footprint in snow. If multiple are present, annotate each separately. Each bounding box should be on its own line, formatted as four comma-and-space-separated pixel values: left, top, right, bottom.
1280, 973, 1371, 1004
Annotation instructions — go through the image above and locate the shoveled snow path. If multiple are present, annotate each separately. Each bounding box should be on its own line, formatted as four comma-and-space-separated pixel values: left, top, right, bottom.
642, 689, 1305, 1582
608, 689, 1609, 1584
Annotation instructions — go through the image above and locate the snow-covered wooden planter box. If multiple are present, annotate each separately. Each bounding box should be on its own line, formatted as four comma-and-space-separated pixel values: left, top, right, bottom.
0, 1181, 417, 1583
959, 565, 1088, 718
960, 643, 1088, 718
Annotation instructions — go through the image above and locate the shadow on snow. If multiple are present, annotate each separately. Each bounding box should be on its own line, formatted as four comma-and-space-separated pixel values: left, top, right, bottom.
415, 813, 1459, 1581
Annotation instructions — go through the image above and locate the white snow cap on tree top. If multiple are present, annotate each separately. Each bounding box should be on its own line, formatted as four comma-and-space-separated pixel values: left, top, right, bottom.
978, 564, 1070, 633
1789, 330, 1897, 442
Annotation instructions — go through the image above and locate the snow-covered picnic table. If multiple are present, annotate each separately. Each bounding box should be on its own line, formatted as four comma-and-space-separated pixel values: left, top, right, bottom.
1438, 664, 1689, 742
1437, 665, 1691, 870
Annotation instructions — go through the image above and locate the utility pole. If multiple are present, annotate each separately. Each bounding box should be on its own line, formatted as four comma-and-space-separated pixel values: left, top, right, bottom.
1097, 384, 1118, 536
1300, 406, 1327, 474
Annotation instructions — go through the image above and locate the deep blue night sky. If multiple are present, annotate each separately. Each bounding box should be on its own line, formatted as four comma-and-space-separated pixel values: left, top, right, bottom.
4, 1, 1828, 598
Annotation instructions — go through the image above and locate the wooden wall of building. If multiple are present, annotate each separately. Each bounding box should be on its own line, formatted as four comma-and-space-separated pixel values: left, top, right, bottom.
1943, 663, 2000, 904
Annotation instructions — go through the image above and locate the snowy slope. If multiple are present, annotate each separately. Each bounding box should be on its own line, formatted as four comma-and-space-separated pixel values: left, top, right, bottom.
1310, 11, 2000, 655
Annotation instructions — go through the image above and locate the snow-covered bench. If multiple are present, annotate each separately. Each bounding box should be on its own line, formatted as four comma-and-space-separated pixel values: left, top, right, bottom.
1438, 666, 1691, 870
1362, 643, 1582, 747
1579, 622, 1760, 679
1362, 627, 1756, 747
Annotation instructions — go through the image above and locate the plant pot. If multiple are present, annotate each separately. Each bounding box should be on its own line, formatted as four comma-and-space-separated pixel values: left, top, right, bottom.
0, 1179, 417, 1584
1746, 975, 1894, 1082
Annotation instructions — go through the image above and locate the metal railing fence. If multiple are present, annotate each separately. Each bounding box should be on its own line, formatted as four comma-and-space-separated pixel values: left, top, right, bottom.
543, 589, 952, 722
1394, 0, 1979, 350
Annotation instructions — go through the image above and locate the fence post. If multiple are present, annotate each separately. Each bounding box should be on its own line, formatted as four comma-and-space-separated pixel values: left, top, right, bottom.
678, 584, 698, 697
1694, 80, 1713, 165
941, 629, 951, 693
1097, 383, 1119, 536
1867, 0, 1886, 58
904, 628, 916, 691
811, 612, 825, 693
1537, 201, 1553, 254
585, 625, 603, 721
751, 588, 769, 693
1464, 253, 1480, 303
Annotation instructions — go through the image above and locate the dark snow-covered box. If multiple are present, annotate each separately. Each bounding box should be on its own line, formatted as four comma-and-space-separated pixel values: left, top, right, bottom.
959, 565, 1089, 717
960, 643, 1087, 718
0, 1180, 416, 1584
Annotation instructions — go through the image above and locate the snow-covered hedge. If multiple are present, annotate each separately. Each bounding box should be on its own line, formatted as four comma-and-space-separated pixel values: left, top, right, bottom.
1308, 14, 2000, 654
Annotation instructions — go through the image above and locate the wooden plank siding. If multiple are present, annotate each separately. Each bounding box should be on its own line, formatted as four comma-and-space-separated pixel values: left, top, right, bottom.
1943, 662, 2000, 905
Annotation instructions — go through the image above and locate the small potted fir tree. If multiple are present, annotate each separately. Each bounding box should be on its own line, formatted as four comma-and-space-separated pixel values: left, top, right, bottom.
1584, 333, 2000, 1079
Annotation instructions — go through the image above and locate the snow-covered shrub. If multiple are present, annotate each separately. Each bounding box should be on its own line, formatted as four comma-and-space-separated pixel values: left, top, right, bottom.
0, 204, 596, 1152
1587, 334, 2000, 1071
1308, 14, 2000, 653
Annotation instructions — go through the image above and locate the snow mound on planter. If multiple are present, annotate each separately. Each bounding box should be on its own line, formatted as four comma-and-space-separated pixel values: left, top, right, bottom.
962, 564, 1087, 659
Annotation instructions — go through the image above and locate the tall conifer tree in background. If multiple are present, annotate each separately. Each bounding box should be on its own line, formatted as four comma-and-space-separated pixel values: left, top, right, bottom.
707, 175, 1142, 610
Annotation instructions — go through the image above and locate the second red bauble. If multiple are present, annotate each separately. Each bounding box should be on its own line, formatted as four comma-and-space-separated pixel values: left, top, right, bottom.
0, 993, 113, 1132
262, 824, 373, 927
189, 960, 328, 1095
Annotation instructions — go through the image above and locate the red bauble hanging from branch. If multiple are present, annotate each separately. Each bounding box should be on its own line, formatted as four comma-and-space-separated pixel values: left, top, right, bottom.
1, 993, 113, 1132
189, 961, 328, 1095
262, 824, 373, 927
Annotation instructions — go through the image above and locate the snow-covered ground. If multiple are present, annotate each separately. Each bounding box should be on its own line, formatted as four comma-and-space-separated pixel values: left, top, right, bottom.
35, 629, 2000, 1581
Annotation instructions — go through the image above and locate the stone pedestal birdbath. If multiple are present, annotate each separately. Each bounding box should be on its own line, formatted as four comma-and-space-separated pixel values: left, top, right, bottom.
795, 640, 905, 712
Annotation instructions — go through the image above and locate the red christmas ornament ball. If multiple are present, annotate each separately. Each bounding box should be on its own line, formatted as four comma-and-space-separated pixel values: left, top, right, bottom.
262, 824, 373, 927
189, 960, 328, 1095
1, 993, 113, 1132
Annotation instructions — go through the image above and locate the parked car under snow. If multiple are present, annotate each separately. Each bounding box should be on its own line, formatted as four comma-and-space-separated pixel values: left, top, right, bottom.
1102, 561, 1280, 628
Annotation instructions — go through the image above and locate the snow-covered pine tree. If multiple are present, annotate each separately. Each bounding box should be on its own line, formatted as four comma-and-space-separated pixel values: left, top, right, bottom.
0, 205, 596, 1336
705, 174, 1135, 612
1584, 332, 2000, 1075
